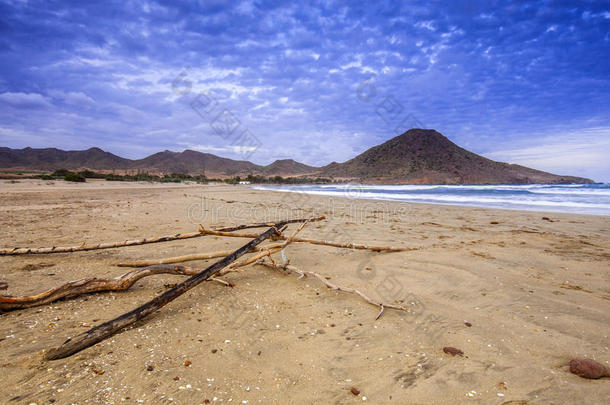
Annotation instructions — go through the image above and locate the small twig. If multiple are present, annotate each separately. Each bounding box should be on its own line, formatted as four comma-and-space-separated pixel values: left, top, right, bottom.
375, 305, 385, 321
209, 277, 233, 287
257, 261, 406, 319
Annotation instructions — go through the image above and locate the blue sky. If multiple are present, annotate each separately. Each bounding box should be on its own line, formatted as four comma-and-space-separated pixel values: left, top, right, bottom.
0, 0, 608, 181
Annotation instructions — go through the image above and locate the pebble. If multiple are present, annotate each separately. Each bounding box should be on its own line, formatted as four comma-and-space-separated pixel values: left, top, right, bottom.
350, 387, 360, 396
443, 347, 464, 356
569, 358, 608, 379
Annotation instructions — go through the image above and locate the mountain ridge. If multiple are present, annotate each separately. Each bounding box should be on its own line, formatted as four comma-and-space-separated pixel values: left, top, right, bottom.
0, 129, 595, 184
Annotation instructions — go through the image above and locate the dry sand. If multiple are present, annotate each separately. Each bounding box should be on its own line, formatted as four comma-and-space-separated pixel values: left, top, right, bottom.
0, 179, 608, 404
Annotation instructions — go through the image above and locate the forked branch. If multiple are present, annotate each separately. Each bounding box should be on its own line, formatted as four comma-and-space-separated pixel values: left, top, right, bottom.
257, 261, 406, 319
44, 219, 310, 360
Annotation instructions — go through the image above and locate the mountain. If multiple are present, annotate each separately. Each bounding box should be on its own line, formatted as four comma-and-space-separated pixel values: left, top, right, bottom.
262, 159, 317, 176
319, 129, 593, 184
131, 150, 262, 176
0, 146, 132, 170
0, 129, 595, 183
0, 146, 309, 177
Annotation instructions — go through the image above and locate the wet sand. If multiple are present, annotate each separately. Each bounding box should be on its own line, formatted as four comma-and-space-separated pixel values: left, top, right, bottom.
0, 179, 608, 404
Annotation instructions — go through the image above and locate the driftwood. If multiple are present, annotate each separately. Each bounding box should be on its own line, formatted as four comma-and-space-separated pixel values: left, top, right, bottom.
116, 242, 285, 267
0, 250, 285, 312
198, 226, 415, 252
1, 224, 310, 311
0, 265, 203, 311
0, 217, 324, 255
44, 224, 288, 360
44, 218, 311, 360
258, 261, 406, 319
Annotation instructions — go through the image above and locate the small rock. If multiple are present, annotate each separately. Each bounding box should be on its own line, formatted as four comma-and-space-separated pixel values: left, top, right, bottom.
92, 368, 104, 375
0, 282, 7, 290
443, 347, 464, 356
464, 321, 472, 327
184, 360, 192, 367
569, 358, 608, 379
146, 365, 154, 371
211, 349, 218, 354
350, 387, 360, 396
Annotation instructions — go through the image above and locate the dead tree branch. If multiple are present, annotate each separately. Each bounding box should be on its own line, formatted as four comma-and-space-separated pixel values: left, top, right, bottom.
1, 224, 311, 312
44, 219, 308, 360
0, 217, 325, 255
257, 261, 406, 319
198, 227, 414, 252
115, 242, 285, 267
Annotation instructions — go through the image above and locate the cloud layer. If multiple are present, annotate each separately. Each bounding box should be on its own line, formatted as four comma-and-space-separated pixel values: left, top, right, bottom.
0, 0, 608, 180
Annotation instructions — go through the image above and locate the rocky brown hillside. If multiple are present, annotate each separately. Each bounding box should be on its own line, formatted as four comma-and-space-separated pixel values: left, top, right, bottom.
318, 129, 593, 184
261, 159, 317, 176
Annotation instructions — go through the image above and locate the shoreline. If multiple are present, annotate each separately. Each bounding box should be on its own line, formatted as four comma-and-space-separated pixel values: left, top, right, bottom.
253, 183, 610, 217
3, 179, 608, 218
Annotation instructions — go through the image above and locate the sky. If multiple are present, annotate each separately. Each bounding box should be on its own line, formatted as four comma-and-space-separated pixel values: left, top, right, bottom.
0, 0, 609, 182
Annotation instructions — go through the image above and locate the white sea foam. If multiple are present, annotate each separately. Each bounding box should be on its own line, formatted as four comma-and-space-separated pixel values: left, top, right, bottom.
252, 184, 610, 215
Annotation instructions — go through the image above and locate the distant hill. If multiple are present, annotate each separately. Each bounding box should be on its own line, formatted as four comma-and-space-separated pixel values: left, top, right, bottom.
0, 147, 132, 170
318, 129, 594, 184
262, 159, 317, 176
131, 150, 262, 177
0, 146, 310, 177
0, 129, 595, 183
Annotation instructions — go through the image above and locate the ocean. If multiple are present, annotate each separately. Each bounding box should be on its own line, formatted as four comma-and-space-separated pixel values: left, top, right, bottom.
253, 183, 610, 216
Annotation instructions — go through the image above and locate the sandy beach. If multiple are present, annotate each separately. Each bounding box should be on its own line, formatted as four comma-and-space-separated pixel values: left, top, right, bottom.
0, 179, 608, 404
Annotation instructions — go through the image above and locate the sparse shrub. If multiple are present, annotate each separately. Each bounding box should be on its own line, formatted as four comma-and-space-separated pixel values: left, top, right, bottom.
78, 170, 106, 178
105, 174, 124, 181
64, 173, 86, 182
51, 169, 71, 177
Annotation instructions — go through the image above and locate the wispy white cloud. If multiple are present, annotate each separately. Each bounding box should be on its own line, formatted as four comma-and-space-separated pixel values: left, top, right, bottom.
485, 127, 610, 182
0, 92, 52, 109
